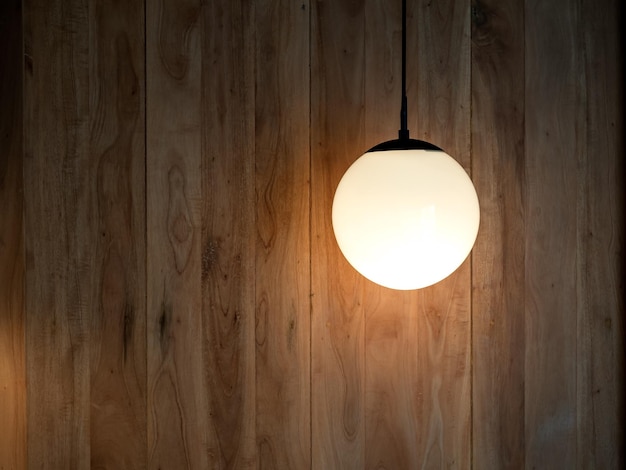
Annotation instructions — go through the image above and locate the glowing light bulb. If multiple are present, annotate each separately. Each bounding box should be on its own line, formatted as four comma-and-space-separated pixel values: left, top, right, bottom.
332, 147, 480, 290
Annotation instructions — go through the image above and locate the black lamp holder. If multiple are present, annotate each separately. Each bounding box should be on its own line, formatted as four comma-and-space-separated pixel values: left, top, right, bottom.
367, 0, 442, 153
400, 0, 409, 140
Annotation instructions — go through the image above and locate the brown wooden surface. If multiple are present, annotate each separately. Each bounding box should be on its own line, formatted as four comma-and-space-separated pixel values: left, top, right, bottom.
89, 0, 146, 467
0, 0, 26, 467
7, 0, 624, 468
201, 1, 256, 467
311, 0, 367, 467
254, 1, 311, 468
414, 0, 472, 467
23, 0, 92, 467
576, 0, 624, 467
471, 0, 525, 467
363, 288, 420, 469
525, 0, 579, 467
146, 0, 209, 467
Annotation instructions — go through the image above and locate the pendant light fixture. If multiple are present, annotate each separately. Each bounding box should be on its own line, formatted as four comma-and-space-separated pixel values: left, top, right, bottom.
332, 0, 480, 290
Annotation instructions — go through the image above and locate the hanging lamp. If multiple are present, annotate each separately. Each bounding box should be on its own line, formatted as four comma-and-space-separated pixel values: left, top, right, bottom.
331, 0, 480, 290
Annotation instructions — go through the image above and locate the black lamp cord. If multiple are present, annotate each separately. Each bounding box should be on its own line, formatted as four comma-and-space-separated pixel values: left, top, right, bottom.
399, 0, 409, 140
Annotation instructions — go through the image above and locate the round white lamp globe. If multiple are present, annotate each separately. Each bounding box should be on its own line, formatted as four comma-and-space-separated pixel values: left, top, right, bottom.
332, 140, 480, 290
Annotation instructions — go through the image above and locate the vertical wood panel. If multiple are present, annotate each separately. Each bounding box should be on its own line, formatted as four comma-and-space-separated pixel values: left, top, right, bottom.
23, 0, 92, 466
525, 0, 579, 466
470, 0, 525, 467
201, 0, 256, 467
146, 0, 209, 467
363, 290, 420, 468
0, 0, 26, 467
362, 1, 420, 468
89, 0, 146, 466
414, 0, 472, 467
254, 1, 311, 468
11, 0, 625, 467
576, 0, 624, 466
311, 0, 366, 467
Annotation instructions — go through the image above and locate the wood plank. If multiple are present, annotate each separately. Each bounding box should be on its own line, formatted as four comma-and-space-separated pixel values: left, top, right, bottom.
470, 0, 525, 467
310, 0, 367, 467
363, 289, 420, 469
146, 0, 210, 467
23, 0, 92, 467
200, 0, 256, 467
413, 0, 472, 467
576, 0, 624, 467
362, 1, 420, 468
254, 1, 311, 468
0, 0, 26, 467
88, 0, 146, 467
524, 0, 579, 466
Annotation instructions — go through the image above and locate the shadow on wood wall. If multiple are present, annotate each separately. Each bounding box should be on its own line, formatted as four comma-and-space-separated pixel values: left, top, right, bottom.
0, 0, 623, 468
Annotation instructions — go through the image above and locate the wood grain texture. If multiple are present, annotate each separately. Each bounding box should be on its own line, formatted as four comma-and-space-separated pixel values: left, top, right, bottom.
23, 0, 92, 467
362, 1, 420, 468
254, 1, 311, 468
89, 0, 147, 467
201, 0, 256, 467
311, 0, 367, 467
146, 0, 209, 467
0, 0, 26, 467
413, 0, 472, 467
576, 0, 624, 466
525, 0, 580, 466
11, 0, 625, 467
470, 0, 525, 467
363, 290, 420, 470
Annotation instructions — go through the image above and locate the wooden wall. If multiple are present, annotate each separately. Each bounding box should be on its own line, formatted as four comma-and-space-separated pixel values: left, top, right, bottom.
0, 0, 623, 468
